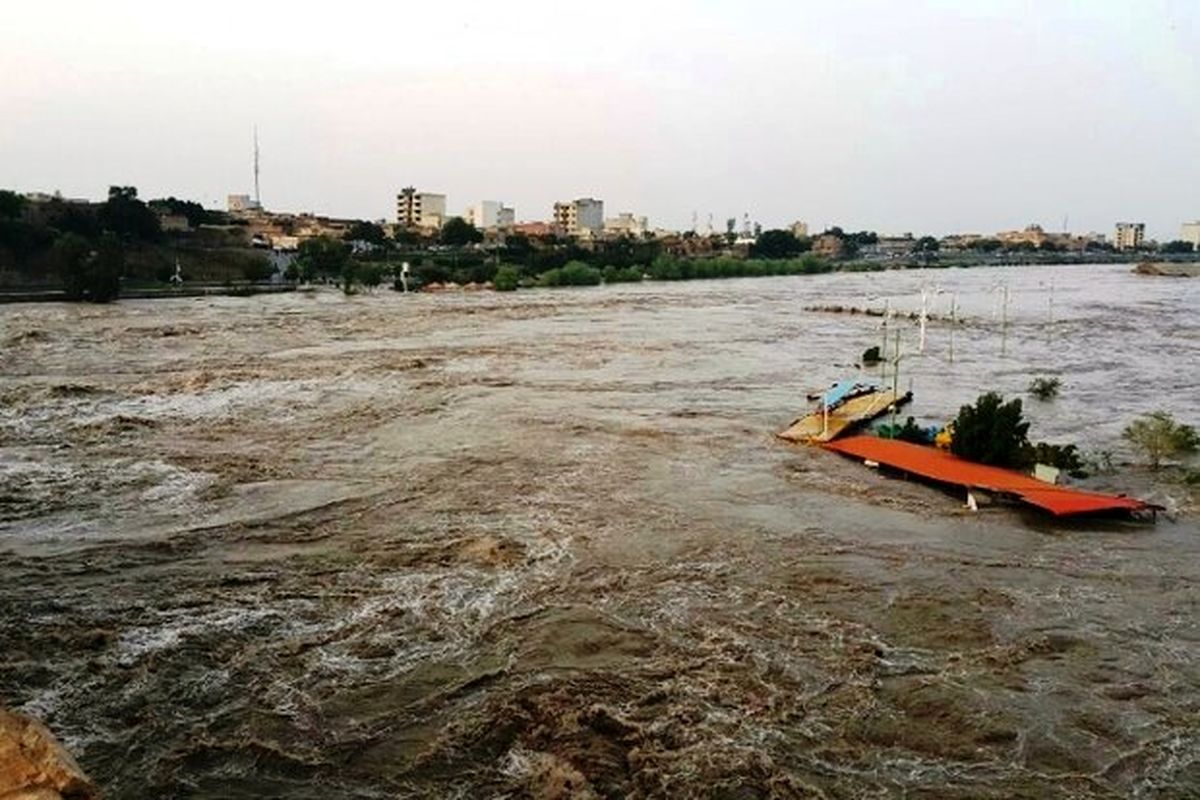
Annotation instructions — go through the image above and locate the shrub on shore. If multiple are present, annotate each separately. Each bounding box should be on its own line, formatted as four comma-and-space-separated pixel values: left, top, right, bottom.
540, 261, 601, 287
603, 265, 643, 283
494, 265, 520, 291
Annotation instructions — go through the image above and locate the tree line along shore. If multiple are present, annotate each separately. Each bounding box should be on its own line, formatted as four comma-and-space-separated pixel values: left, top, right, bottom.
3, 187, 1194, 302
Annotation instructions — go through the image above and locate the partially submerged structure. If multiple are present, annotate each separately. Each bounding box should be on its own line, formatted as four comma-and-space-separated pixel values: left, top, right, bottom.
824, 436, 1156, 518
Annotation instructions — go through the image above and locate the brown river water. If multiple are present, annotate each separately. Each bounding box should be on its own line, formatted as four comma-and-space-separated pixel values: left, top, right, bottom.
1, 264, 1198, 798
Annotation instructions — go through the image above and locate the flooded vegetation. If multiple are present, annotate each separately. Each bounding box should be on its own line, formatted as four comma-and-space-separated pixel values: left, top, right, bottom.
1, 264, 1198, 797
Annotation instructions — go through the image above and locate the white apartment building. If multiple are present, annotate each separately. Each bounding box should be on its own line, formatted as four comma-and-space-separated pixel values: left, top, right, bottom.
465, 200, 515, 230
1113, 221, 1145, 251
553, 198, 604, 236
396, 187, 447, 230
1181, 221, 1200, 249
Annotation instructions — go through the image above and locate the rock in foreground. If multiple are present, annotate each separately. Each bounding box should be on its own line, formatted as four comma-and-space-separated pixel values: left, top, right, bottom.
0, 708, 97, 800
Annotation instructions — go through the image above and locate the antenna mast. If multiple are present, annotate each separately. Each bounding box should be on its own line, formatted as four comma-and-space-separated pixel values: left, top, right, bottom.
253, 126, 261, 208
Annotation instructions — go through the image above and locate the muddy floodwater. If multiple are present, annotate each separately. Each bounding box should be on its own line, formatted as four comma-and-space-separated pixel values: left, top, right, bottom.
1, 264, 1198, 798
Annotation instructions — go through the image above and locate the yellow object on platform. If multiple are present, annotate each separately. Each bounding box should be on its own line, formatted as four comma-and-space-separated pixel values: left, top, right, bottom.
777, 390, 906, 444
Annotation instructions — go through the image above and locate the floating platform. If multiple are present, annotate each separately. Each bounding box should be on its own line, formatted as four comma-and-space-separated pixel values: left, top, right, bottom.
778, 390, 910, 444
824, 435, 1156, 518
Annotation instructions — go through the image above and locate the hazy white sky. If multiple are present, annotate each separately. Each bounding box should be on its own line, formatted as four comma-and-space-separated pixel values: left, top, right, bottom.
2, 0, 1197, 238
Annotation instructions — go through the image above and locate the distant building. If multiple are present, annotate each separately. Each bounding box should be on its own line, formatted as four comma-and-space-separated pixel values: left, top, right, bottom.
227, 194, 262, 213
553, 198, 604, 236
996, 224, 1050, 248
397, 187, 446, 230
789, 221, 809, 239
465, 200, 515, 230
23, 191, 89, 205
1113, 222, 1145, 251
157, 213, 191, 232
512, 221, 558, 238
861, 234, 915, 260
603, 212, 648, 237
1180, 221, 1200, 249
812, 234, 845, 259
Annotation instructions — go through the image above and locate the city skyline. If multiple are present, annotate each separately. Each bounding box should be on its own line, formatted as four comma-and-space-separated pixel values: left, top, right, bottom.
3, 1, 1198, 240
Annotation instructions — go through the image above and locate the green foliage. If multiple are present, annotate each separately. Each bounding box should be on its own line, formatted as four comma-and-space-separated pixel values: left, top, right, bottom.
950, 392, 1031, 468
878, 417, 930, 444
602, 265, 643, 283
861, 345, 882, 365
359, 263, 384, 290
1160, 240, 1195, 254
913, 236, 940, 253
540, 260, 601, 287
439, 216, 483, 246
750, 229, 808, 259
240, 255, 274, 282
295, 236, 349, 282
345, 220, 387, 246
1026, 442, 1085, 477
54, 231, 122, 302
972, 238, 1003, 253
90, 233, 124, 302
1028, 377, 1061, 401
0, 190, 26, 219
493, 265, 521, 291
54, 233, 92, 300
1122, 411, 1200, 470
645, 255, 830, 281
147, 197, 225, 228
98, 186, 161, 243
340, 259, 360, 294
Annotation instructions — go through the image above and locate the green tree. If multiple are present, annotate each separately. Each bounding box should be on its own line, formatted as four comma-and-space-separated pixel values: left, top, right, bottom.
98, 185, 161, 242
0, 189, 26, 219
1122, 411, 1199, 470
494, 265, 520, 291
54, 233, 92, 300
241, 255, 274, 282
1160, 240, 1195, 254
950, 392, 1031, 468
295, 235, 349, 282
359, 263, 384, 290
90, 232, 124, 302
55, 232, 122, 302
440, 216, 483, 246
345, 220, 388, 247
914, 236, 940, 253
750, 229, 803, 260
973, 238, 1003, 253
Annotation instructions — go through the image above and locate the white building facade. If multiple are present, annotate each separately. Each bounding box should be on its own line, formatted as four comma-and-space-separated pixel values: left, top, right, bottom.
1180, 221, 1200, 249
397, 187, 447, 230
553, 198, 604, 236
1113, 222, 1145, 250
466, 200, 515, 230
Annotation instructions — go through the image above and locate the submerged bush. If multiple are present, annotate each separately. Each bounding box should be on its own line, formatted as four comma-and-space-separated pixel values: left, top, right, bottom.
540, 260, 601, 287
493, 265, 520, 291
951, 392, 1031, 468
1122, 411, 1199, 470
861, 345, 882, 365
1028, 377, 1061, 401
603, 265, 643, 283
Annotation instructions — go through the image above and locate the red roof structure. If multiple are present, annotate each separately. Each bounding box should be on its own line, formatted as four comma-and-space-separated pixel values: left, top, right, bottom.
824, 436, 1154, 517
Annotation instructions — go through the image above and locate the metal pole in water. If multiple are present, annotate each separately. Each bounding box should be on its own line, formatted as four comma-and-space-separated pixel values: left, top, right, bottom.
919, 287, 929, 354
949, 292, 958, 363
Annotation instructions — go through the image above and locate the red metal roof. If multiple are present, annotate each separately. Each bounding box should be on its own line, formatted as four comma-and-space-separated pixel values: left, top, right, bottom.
823, 436, 1153, 517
